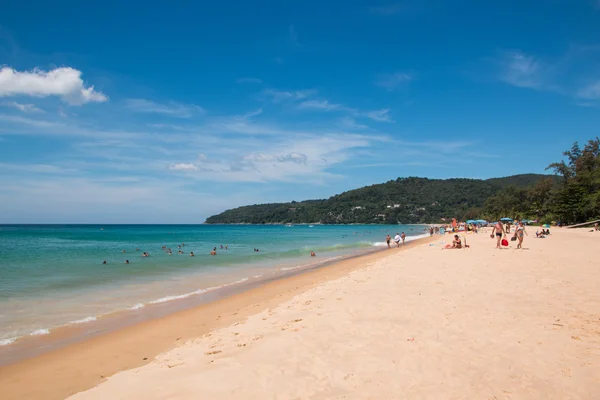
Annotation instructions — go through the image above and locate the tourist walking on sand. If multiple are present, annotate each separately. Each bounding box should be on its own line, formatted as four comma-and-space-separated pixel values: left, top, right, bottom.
394, 233, 401, 248
386, 234, 391, 248
401, 232, 406, 244
515, 221, 528, 249
492, 221, 504, 249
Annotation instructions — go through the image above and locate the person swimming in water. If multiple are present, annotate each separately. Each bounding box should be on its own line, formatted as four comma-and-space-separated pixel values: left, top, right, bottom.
125, 260, 130, 264
310, 251, 316, 257
102, 260, 107, 264
190, 252, 195, 257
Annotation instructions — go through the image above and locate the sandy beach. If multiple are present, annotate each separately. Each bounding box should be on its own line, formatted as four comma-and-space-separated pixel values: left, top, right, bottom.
2, 228, 599, 399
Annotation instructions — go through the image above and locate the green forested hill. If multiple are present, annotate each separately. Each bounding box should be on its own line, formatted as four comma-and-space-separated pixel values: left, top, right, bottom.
205, 174, 554, 225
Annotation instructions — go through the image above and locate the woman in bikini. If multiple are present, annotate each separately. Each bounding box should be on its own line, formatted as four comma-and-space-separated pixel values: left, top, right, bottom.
492, 221, 504, 249
515, 221, 527, 249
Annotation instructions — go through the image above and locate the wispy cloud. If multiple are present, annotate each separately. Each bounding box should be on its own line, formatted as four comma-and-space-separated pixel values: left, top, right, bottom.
375, 72, 413, 90
0, 114, 63, 128
494, 47, 600, 103
2, 101, 43, 113
262, 88, 315, 102
339, 117, 368, 130
365, 109, 394, 122
297, 100, 342, 111
164, 133, 372, 183
168, 163, 199, 172
297, 97, 395, 124
0, 67, 107, 105
125, 99, 205, 118
369, 3, 404, 15
497, 51, 543, 89
236, 77, 263, 84
576, 81, 600, 100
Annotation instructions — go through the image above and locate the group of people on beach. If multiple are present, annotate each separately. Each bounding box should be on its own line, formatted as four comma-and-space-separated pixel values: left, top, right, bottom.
386, 232, 406, 248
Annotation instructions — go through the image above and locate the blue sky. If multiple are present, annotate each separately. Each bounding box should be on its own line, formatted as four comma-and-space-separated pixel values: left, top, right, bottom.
1, 0, 600, 223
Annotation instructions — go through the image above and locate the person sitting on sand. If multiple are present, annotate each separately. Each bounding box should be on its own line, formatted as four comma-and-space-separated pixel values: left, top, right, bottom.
536, 230, 545, 238
453, 235, 462, 249
442, 235, 462, 249
310, 251, 316, 257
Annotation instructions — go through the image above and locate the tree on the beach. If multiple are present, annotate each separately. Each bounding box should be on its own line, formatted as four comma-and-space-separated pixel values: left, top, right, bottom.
547, 137, 600, 224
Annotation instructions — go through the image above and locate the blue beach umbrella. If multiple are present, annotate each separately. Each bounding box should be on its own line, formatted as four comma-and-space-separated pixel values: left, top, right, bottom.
500, 218, 513, 222
466, 220, 476, 224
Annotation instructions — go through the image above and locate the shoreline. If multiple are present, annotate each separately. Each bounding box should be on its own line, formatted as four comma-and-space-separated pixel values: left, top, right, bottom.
0, 225, 428, 357
0, 234, 436, 400
0, 233, 426, 364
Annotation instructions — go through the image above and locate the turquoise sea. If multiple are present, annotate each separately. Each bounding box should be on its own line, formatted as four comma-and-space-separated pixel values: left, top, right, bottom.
0, 224, 428, 346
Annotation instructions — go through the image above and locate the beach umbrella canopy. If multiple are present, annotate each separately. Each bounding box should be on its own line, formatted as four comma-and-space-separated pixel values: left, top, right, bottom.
475, 219, 488, 224
466, 220, 476, 224
500, 218, 513, 221
542, 223, 551, 228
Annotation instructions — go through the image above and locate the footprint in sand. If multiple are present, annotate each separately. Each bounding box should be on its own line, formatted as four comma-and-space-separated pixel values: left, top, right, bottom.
205, 350, 222, 355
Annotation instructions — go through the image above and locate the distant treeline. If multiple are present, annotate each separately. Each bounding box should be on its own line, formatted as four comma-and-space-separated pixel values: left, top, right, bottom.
483, 137, 600, 224
205, 138, 599, 225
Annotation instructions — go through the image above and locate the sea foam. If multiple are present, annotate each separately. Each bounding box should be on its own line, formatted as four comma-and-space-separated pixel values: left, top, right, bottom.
0, 337, 17, 346
70, 316, 97, 324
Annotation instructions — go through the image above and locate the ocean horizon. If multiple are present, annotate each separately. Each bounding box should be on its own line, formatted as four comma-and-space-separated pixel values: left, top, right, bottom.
0, 224, 429, 347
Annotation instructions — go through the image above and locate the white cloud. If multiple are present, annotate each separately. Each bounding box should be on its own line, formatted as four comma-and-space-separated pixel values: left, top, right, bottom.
236, 77, 263, 84
165, 133, 372, 183
576, 81, 600, 100
366, 109, 394, 122
0, 114, 63, 128
168, 163, 199, 171
0, 67, 107, 105
498, 51, 542, 89
297, 100, 342, 111
262, 88, 315, 102
125, 99, 205, 118
2, 101, 43, 113
241, 108, 263, 118
375, 72, 413, 90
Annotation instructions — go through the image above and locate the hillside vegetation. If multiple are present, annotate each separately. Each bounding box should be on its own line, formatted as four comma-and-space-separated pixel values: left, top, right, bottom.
205, 174, 555, 225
